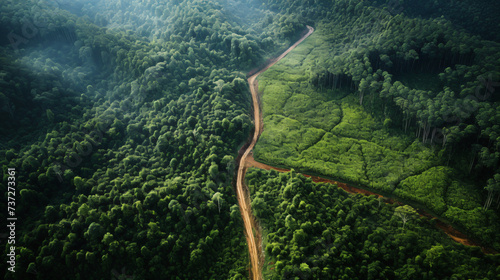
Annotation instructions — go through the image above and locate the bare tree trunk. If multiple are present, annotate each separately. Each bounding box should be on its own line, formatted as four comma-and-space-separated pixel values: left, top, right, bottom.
404, 115, 411, 133
484, 190, 494, 210
422, 122, 430, 143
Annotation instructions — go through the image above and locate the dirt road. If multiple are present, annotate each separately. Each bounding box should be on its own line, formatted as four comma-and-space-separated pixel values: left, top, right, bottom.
236, 26, 314, 280
245, 153, 496, 254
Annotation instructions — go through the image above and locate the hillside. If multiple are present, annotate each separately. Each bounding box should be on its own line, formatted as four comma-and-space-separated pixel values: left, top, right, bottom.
1, 0, 499, 279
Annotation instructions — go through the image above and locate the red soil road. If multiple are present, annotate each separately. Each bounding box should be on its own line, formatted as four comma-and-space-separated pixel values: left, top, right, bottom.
246, 153, 497, 254
236, 26, 314, 280
245, 154, 389, 199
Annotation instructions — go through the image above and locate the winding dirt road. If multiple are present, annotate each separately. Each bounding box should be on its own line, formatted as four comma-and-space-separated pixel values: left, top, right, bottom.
236, 26, 314, 280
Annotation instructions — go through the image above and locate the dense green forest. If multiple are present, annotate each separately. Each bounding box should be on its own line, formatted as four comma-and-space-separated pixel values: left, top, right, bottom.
247, 168, 500, 279
0, 0, 306, 279
1, 0, 499, 279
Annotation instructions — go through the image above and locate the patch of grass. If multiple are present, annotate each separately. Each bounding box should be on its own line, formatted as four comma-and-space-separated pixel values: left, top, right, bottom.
331, 96, 411, 151
254, 114, 325, 165
395, 166, 452, 215
283, 94, 342, 131
299, 133, 365, 182
260, 82, 291, 117
443, 206, 487, 229
331, 96, 379, 140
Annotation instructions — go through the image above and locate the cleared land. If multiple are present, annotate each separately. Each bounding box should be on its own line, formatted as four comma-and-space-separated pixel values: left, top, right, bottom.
252, 26, 496, 249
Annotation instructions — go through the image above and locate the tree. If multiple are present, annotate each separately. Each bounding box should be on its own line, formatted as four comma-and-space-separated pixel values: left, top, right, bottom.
230, 204, 240, 220
358, 78, 368, 105
74, 176, 84, 190
393, 205, 418, 229
209, 163, 218, 180
212, 192, 223, 213
187, 116, 197, 128
425, 245, 445, 267
102, 232, 114, 246
484, 174, 500, 210
221, 155, 235, 175
251, 195, 267, 218
168, 199, 184, 220
44, 205, 59, 223
85, 222, 104, 242
77, 203, 90, 218
299, 262, 311, 277
379, 54, 393, 68
292, 229, 308, 246
170, 158, 178, 169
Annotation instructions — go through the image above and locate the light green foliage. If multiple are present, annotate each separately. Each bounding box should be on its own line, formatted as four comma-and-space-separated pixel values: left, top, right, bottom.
425, 245, 445, 268
260, 82, 292, 117
256, 73, 433, 192
77, 203, 90, 217
299, 133, 366, 183
393, 205, 418, 229
253, 4, 500, 253
257, 114, 325, 161
331, 97, 379, 141
283, 94, 341, 131
443, 206, 488, 233
395, 167, 451, 215
445, 181, 483, 211
254, 30, 435, 194
73, 176, 84, 188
